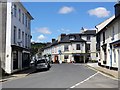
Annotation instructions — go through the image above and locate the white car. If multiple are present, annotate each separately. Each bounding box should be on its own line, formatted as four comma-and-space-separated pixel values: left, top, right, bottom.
36, 59, 50, 70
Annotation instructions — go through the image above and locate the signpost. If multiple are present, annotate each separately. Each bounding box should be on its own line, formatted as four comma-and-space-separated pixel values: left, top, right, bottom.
58, 50, 62, 64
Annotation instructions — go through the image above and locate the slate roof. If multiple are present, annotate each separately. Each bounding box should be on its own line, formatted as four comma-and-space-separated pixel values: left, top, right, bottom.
43, 30, 96, 49
97, 15, 120, 34
81, 30, 96, 35
60, 34, 86, 43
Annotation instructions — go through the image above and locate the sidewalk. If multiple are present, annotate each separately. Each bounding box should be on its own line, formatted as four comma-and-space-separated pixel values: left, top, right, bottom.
0, 66, 36, 82
86, 63, 119, 79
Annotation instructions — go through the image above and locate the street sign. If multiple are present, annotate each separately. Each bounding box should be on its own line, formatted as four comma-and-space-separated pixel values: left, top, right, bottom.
58, 50, 62, 55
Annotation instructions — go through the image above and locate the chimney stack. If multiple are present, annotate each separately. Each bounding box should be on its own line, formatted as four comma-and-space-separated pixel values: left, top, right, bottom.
61, 34, 66, 40
114, 1, 120, 17
52, 39, 55, 43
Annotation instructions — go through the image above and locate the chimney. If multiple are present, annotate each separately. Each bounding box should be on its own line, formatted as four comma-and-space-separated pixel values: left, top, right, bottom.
80, 27, 87, 33
114, 1, 120, 17
52, 39, 55, 43
61, 34, 66, 40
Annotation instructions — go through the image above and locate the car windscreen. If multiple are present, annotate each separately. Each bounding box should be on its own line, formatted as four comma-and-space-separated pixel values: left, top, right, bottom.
37, 60, 46, 64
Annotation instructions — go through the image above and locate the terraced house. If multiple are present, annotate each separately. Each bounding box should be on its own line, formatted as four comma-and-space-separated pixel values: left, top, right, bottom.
96, 2, 120, 70
0, 1, 33, 74
42, 29, 96, 63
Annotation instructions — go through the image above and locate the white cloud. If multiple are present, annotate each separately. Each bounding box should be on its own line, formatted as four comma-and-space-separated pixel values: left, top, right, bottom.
88, 7, 110, 18
57, 28, 71, 33
37, 35, 46, 41
58, 6, 75, 14
37, 27, 52, 34
31, 39, 35, 42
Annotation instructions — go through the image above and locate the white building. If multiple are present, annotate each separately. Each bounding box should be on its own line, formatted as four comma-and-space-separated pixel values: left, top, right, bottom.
42, 29, 96, 63
42, 34, 87, 63
96, 2, 120, 70
1, 1, 33, 74
80, 28, 97, 61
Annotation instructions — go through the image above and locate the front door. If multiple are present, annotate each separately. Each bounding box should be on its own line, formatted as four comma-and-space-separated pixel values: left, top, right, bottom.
54, 56, 58, 63
13, 51, 18, 70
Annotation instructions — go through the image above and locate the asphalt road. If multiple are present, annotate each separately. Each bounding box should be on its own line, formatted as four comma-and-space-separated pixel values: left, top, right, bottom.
2, 63, 118, 88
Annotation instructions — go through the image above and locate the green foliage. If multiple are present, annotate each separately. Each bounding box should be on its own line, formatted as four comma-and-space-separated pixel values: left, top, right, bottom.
30, 43, 47, 57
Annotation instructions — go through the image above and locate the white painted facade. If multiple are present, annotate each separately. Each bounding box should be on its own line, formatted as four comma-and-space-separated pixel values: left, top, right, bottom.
42, 39, 86, 63
5, 2, 33, 74
96, 13, 120, 70
81, 34, 97, 61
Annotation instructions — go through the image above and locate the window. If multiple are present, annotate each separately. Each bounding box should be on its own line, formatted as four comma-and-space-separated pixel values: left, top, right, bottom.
28, 19, 30, 29
13, 26, 17, 44
70, 35, 75, 41
14, 4, 17, 17
28, 35, 30, 48
113, 50, 116, 63
112, 26, 114, 40
25, 15, 27, 27
22, 31, 24, 47
22, 13, 24, 24
18, 9, 21, 22
87, 36, 90, 41
25, 34, 27, 48
64, 45, 69, 51
76, 44, 81, 50
96, 53, 98, 57
103, 32, 105, 43
87, 44, 90, 50
64, 55, 68, 59
18, 29, 21, 39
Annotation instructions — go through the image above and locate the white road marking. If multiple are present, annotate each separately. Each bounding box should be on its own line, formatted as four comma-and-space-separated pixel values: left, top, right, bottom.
87, 65, 118, 80
70, 72, 99, 88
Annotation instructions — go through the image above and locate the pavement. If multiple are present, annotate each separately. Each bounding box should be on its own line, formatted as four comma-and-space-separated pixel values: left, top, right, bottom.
86, 63, 119, 79
0, 66, 36, 82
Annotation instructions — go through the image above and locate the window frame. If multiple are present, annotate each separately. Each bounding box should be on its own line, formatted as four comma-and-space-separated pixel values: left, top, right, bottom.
13, 26, 17, 44
76, 44, 81, 50
14, 4, 17, 17
64, 45, 69, 51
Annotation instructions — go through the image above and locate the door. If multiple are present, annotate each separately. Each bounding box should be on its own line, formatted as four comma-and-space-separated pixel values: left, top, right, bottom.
54, 56, 58, 63
13, 51, 18, 70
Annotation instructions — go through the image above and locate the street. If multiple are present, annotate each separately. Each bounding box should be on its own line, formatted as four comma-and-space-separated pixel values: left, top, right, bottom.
2, 63, 118, 88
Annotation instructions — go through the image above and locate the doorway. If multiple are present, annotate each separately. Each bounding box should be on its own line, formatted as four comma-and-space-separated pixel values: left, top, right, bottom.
13, 51, 18, 70
54, 55, 59, 63
74, 56, 84, 63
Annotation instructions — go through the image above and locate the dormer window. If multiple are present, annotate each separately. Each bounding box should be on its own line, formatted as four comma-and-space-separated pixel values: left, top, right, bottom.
70, 35, 75, 41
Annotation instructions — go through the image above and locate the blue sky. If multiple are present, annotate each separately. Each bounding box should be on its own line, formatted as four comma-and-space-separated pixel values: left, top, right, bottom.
22, 2, 115, 43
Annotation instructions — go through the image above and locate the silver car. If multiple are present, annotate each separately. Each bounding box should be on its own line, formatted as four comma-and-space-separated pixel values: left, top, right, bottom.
36, 59, 49, 70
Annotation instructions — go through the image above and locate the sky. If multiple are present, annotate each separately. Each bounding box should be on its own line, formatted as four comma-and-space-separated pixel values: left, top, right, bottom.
22, 2, 116, 43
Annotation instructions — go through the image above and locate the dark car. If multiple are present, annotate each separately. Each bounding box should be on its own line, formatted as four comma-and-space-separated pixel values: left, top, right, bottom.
36, 59, 50, 70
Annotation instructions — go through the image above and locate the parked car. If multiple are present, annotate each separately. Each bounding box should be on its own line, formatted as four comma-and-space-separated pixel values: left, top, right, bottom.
30, 60, 35, 66
36, 59, 50, 70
